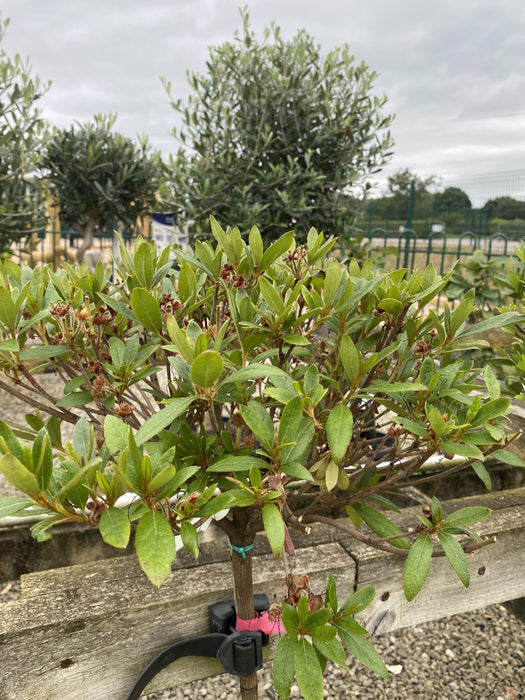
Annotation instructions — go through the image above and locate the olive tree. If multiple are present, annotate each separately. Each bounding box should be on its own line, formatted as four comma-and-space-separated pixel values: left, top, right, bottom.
42, 113, 162, 262
0, 15, 49, 254
163, 10, 393, 243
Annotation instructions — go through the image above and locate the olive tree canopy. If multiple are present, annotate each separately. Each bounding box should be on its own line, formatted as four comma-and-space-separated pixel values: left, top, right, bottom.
163, 10, 394, 243
0, 15, 49, 254
42, 114, 162, 262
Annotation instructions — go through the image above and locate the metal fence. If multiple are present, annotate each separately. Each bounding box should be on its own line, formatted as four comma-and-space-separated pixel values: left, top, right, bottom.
11, 223, 524, 277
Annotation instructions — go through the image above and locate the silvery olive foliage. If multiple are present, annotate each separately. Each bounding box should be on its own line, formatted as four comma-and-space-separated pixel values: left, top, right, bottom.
163, 9, 393, 244
0, 15, 49, 254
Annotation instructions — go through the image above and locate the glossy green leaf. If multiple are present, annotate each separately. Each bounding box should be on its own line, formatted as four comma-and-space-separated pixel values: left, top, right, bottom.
260, 229, 294, 270
135, 509, 176, 587
99, 507, 131, 549
326, 404, 353, 465
190, 350, 224, 388
403, 534, 432, 601
262, 502, 285, 557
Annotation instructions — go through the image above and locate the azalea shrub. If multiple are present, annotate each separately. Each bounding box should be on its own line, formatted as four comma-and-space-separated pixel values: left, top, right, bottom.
0, 220, 522, 699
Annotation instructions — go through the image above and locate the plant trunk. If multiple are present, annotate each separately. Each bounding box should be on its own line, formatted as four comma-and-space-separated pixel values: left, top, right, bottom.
76, 219, 96, 264
229, 511, 259, 700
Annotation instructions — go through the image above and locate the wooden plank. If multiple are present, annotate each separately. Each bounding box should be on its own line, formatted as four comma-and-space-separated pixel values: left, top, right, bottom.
0, 542, 355, 700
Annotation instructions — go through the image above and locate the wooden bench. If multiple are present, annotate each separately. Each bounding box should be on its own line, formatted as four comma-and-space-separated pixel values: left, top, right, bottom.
1, 487, 525, 699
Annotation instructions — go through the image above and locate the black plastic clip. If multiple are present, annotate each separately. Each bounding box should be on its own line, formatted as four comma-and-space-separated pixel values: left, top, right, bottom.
125, 595, 270, 700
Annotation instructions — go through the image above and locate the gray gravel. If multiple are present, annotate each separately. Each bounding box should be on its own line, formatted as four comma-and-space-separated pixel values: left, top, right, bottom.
1, 375, 524, 699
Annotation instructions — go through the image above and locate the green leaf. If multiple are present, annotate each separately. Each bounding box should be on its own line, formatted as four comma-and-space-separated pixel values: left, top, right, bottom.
239, 401, 275, 449
0, 496, 35, 519
278, 395, 303, 455
340, 586, 376, 614
259, 276, 285, 315
280, 461, 314, 481
472, 460, 492, 490
0, 453, 40, 495
135, 509, 176, 587
367, 380, 426, 394
130, 287, 163, 334
403, 534, 432, 601
56, 391, 93, 408
294, 638, 324, 700
260, 230, 294, 271
438, 531, 470, 587
180, 521, 200, 558
99, 507, 131, 549
273, 634, 298, 700
490, 448, 525, 467
484, 365, 500, 400
336, 625, 389, 678
326, 404, 353, 465
312, 637, 347, 668
440, 441, 483, 460
19, 345, 71, 360
262, 502, 285, 557
281, 602, 299, 636
325, 459, 339, 492
248, 226, 264, 265
0, 286, 17, 331
135, 396, 196, 446
32, 428, 53, 490
222, 363, 288, 385
104, 415, 130, 453
340, 334, 360, 383
190, 350, 224, 388
470, 398, 510, 426
207, 454, 270, 473
352, 503, 409, 549
443, 506, 491, 527
281, 417, 315, 466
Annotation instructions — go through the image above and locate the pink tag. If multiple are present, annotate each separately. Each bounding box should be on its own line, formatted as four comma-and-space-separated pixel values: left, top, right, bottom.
236, 611, 284, 635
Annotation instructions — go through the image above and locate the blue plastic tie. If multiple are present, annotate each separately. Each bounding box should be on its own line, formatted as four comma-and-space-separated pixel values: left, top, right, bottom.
227, 537, 254, 559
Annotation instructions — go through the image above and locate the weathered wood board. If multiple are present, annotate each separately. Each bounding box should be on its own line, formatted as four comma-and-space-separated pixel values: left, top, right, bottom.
0, 488, 524, 700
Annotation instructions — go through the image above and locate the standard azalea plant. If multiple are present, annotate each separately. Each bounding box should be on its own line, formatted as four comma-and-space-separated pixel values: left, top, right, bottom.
0, 220, 522, 699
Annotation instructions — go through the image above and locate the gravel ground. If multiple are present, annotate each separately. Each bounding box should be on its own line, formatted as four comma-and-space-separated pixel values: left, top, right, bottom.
1, 375, 524, 699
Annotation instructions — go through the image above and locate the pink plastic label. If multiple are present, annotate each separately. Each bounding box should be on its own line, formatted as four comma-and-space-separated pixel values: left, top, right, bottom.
236, 611, 285, 635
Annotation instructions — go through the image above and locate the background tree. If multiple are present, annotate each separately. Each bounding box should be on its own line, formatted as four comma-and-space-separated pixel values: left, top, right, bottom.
42, 113, 162, 262
0, 15, 49, 255
433, 186, 472, 213
482, 196, 525, 221
163, 9, 393, 243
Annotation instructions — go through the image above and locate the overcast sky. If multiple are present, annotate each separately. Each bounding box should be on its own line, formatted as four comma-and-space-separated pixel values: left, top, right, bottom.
2, 0, 525, 204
